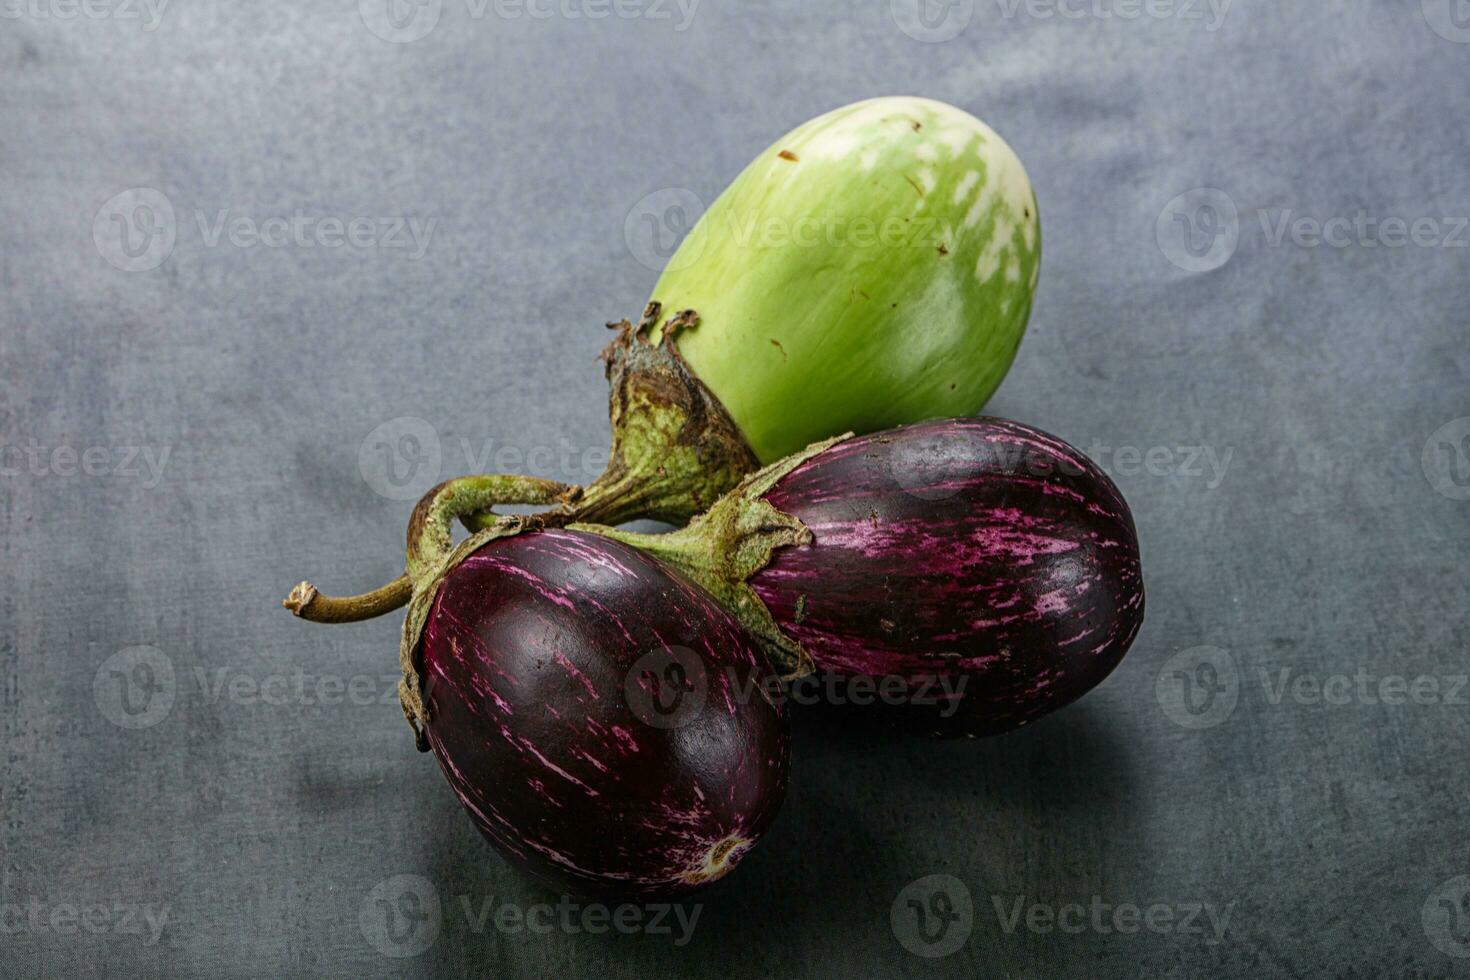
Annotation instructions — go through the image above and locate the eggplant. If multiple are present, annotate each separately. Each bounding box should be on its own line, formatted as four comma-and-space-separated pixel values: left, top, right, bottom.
284, 474, 789, 897
583, 418, 1143, 737
569, 96, 1041, 527
414, 527, 789, 897
645, 96, 1041, 465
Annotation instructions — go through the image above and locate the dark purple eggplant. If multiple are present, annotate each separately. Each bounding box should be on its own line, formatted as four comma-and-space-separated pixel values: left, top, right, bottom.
584, 417, 1143, 737
415, 527, 789, 898
285, 474, 789, 898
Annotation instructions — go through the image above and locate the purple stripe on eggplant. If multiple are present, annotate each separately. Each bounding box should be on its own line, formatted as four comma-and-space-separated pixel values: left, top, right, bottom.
750, 417, 1143, 737
420, 528, 788, 898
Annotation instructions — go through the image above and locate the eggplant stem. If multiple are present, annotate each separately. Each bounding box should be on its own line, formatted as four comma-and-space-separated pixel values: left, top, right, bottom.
406, 473, 581, 582
284, 474, 582, 625
283, 576, 412, 623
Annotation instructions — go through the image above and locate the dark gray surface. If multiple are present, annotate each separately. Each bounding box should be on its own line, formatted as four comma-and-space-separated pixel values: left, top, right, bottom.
3, 1, 1468, 976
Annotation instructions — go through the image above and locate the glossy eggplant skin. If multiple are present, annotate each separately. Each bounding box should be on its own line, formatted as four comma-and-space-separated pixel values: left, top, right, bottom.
420, 529, 788, 898
750, 418, 1144, 737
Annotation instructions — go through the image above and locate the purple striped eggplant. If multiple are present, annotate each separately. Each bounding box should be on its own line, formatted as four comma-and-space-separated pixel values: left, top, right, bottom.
285, 475, 789, 897
414, 527, 789, 897
582, 418, 1143, 737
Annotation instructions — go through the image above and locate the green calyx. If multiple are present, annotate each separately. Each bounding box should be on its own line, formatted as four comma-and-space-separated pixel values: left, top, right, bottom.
561, 304, 761, 527
647, 96, 1041, 463
571, 433, 851, 678
286, 304, 760, 636
452, 303, 758, 536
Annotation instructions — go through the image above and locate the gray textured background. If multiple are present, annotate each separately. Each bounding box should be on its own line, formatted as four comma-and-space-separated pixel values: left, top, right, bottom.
3, 0, 1469, 976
